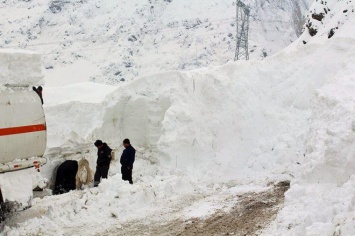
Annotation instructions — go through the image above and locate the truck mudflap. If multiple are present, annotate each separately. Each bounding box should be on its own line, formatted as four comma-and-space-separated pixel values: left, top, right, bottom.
0, 157, 47, 173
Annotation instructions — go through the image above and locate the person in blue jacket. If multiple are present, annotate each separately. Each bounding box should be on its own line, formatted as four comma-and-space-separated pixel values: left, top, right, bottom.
120, 139, 135, 184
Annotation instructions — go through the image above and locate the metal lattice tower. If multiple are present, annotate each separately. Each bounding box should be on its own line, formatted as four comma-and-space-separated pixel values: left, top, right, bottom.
234, 0, 250, 61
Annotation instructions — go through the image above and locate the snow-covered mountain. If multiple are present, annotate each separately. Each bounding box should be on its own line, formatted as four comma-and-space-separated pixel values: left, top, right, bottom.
0, 0, 310, 85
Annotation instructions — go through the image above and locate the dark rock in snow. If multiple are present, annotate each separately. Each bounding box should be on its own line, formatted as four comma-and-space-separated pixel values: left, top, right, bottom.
124, 62, 132, 68
328, 28, 335, 38
306, 22, 318, 36
311, 13, 325, 21
128, 35, 137, 42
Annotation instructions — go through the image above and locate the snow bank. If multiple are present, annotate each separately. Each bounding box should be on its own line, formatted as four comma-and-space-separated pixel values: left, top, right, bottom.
44, 36, 352, 182
36, 36, 355, 235
4, 151, 271, 236
265, 44, 355, 235
0, 49, 43, 86
262, 1, 355, 235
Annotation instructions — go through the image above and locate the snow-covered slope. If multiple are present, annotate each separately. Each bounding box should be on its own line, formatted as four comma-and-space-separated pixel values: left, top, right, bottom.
0, 0, 311, 85
263, 1, 355, 235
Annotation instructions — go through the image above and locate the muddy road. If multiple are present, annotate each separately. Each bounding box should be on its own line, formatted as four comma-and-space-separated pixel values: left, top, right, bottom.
106, 181, 290, 236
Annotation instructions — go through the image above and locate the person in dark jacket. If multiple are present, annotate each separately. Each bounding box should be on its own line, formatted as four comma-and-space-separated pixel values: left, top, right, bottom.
94, 140, 112, 187
32, 86, 43, 104
120, 139, 135, 184
54, 160, 78, 195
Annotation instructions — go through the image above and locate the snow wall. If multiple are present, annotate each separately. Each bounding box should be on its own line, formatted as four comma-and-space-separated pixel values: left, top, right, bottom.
45, 36, 355, 182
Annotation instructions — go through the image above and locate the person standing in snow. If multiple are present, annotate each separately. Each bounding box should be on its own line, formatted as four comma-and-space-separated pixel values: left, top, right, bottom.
32, 86, 43, 104
120, 139, 135, 185
94, 140, 112, 187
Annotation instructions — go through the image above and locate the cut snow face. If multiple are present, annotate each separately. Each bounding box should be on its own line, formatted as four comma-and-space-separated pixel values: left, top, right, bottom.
44, 36, 353, 183
0, 49, 43, 86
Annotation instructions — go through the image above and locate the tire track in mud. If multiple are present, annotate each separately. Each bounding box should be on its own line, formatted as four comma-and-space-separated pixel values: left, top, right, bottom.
110, 181, 290, 236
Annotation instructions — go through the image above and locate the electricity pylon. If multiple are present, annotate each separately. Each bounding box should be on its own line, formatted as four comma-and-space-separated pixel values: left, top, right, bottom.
234, 0, 250, 61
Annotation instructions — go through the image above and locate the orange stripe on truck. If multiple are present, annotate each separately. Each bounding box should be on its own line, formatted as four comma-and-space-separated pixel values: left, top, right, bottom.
0, 124, 46, 136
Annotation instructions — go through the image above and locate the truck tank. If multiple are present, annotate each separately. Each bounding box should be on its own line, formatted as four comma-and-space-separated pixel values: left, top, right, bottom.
0, 49, 47, 222
0, 87, 47, 165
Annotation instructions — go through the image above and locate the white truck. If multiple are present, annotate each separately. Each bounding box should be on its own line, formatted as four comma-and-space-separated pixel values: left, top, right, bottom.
0, 49, 47, 221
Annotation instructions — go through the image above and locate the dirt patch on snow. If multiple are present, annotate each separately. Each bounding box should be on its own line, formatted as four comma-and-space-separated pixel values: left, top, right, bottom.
112, 181, 290, 236
176, 181, 290, 236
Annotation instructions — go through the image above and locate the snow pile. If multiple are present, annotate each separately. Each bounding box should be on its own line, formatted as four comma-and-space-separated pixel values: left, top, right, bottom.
0, 49, 43, 86
3, 153, 271, 236
0, 0, 311, 85
266, 49, 355, 235
262, 1, 355, 235
3, 158, 205, 235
